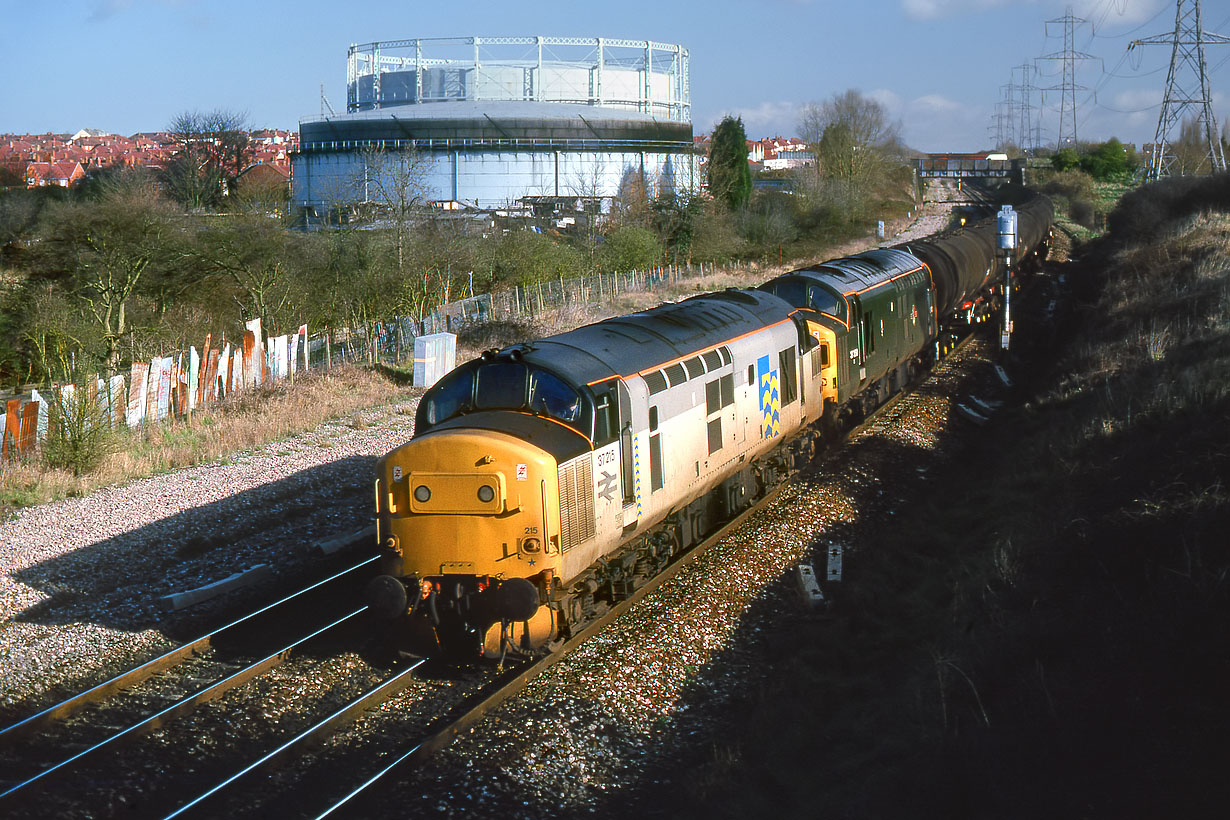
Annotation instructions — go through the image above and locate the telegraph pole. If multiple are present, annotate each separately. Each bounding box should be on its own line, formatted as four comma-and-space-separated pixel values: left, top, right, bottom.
1130, 0, 1229, 178
1036, 6, 1099, 149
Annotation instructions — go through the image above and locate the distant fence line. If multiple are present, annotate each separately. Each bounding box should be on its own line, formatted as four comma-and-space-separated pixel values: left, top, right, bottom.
1, 260, 749, 463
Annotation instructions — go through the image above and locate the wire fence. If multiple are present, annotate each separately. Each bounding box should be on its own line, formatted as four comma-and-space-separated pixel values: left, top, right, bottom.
1, 260, 749, 463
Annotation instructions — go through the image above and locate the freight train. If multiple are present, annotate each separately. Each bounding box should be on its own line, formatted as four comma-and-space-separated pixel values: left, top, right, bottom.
366, 194, 1053, 661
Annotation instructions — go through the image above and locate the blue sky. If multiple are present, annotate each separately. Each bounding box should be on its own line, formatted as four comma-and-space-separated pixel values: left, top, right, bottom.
3, 0, 1228, 152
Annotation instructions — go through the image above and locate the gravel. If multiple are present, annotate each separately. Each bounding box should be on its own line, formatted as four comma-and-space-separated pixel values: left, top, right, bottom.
0, 185, 977, 817
0, 398, 420, 715
354, 337, 1002, 819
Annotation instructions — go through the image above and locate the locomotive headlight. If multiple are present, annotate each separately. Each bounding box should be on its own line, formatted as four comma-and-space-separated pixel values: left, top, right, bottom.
522, 537, 541, 553
414, 485, 431, 503
477, 484, 495, 503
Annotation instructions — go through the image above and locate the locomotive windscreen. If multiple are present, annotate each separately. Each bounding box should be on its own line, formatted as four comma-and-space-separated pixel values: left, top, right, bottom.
420, 362, 591, 436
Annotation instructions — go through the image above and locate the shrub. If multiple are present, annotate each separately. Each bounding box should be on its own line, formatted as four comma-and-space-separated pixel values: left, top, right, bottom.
1070, 199, 1096, 229
598, 226, 662, 274
42, 375, 114, 476
1108, 174, 1230, 244
1041, 168, 1096, 202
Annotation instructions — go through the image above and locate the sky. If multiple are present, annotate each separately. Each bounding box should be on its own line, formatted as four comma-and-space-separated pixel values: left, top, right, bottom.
3, 0, 1229, 153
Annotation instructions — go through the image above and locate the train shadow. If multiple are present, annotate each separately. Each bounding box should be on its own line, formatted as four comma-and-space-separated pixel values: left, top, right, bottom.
6, 454, 379, 639
572, 350, 1023, 819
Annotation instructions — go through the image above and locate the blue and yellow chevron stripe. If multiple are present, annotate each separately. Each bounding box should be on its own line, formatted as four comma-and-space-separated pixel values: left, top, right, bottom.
632, 432, 643, 517
758, 354, 781, 439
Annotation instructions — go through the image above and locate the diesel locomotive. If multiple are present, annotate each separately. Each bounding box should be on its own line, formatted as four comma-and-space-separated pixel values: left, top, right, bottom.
367, 194, 1053, 660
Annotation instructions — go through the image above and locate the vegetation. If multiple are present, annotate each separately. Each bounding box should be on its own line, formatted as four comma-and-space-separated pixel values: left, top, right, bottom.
0, 91, 922, 501
649, 175, 1230, 818
2, 93, 921, 392
0, 367, 409, 517
707, 116, 753, 212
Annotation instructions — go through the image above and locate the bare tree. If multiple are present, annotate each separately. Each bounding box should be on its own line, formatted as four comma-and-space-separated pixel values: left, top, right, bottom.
192, 213, 296, 334
164, 109, 253, 210
798, 90, 901, 182
37, 177, 178, 371
355, 145, 432, 273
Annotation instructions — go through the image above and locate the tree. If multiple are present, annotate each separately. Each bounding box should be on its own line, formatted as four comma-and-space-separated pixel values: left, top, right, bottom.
192, 214, 298, 334
36, 178, 178, 371
355, 145, 432, 274
1079, 138, 1135, 180
163, 109, 253, 210
708, 116, 752, 211
651, 193, 702, 264
800, 90, 901, 183
1051, 147, 1081, 172
17, 283, 98, 384
1169, 116, 1219, 175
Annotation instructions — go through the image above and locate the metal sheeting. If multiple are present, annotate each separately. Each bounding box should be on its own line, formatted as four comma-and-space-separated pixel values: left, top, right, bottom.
557, 454, 595, 552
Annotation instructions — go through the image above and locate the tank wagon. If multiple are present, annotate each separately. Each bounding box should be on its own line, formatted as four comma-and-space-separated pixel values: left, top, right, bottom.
368, 196, 1053, 660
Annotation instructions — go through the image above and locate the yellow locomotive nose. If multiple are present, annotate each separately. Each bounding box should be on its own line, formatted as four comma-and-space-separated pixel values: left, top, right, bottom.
373, 427, 564, 658
376, 427, 560, 576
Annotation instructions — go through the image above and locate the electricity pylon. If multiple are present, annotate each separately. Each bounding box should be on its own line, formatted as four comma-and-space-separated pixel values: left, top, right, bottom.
1014, 63, 1039, 155
1130, 0, 1229, 178
1037, 6, 1099, 148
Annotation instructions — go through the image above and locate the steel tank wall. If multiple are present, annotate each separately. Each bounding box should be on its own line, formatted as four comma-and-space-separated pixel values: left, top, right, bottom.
293, 147, 697, 210
291, 102, 697, 211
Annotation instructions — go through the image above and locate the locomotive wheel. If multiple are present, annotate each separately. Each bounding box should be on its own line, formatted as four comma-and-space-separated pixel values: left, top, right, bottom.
482, 605, 559, 658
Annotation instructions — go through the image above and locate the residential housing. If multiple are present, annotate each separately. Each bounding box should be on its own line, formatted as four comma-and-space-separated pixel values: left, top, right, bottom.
0, 128, 298, 189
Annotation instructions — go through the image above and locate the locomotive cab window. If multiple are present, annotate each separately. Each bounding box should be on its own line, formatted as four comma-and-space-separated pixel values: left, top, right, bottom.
423, 368, 474, 425
528, 369, 581, 423
808, 286, 848, 324
424, 362, 589, 433
474, 362, 528, 411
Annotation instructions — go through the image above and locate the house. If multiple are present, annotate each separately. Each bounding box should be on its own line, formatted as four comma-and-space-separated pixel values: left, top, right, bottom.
24, 160, 85, 187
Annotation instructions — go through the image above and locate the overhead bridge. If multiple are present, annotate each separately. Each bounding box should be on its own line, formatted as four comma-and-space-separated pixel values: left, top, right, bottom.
914, 154, 1026, 183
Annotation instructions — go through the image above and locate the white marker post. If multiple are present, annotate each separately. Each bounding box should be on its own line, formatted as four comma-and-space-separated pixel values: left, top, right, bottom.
826, 544, 844, 583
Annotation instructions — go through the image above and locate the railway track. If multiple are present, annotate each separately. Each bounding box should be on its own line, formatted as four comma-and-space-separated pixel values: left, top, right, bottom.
0, 557, 379, 811
154, 339, 983, 819
0, 329, 998, 820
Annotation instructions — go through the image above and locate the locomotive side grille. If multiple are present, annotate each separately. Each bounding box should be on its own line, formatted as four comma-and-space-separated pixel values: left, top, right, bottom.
558, 454, 595, 552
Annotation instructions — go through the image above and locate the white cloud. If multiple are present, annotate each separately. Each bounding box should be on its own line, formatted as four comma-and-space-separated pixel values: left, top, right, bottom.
900, 0, 1165, 25
901, 0, 1018, 22
696, 100, 803, 138
888, 91, 991, 152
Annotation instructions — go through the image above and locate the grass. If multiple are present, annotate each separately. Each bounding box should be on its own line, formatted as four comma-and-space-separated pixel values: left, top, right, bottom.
641, 177, 1230, 818
0, 366, 414, 518
0, 194, 987, 520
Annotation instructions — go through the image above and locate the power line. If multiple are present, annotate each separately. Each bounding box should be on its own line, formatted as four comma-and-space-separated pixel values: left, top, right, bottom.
1129, 0, 1230, 178
1037, 6, 1102, 147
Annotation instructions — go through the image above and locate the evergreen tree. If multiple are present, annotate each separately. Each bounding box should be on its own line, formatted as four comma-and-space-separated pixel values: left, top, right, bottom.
708, 116, 752, 211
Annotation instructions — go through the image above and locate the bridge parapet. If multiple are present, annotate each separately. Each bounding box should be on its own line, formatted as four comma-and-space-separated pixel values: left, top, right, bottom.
914, 155, 1026, 181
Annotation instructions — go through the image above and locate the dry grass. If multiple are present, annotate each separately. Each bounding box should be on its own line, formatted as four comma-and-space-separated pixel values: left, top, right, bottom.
0, 367, 411, 516
652, 180, 1230, 819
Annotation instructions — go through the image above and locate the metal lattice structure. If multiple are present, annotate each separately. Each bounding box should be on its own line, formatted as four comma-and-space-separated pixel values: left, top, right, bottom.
1130, 0, 1229, 179
1014, 62, 1040, 155
1036, 7, 1098, 148
345, 36, 690, 122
